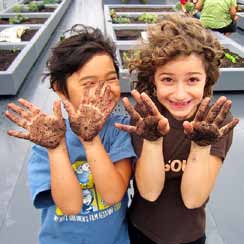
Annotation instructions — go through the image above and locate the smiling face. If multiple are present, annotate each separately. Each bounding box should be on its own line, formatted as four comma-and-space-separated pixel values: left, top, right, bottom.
154, 53, 207, 120
65, 53, 120, 110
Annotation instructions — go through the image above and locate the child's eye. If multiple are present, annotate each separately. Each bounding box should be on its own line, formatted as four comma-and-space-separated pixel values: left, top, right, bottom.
189, 77, 200, 83
82, 81, 96, 86
161, 77, 172, 83
107, 77, 119, 83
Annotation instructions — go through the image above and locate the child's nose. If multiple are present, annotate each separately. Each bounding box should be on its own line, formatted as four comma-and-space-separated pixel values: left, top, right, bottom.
174, 83, 187, 100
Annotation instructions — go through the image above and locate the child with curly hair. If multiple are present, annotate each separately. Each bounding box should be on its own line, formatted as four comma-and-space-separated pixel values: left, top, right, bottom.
116, 14, 239, 244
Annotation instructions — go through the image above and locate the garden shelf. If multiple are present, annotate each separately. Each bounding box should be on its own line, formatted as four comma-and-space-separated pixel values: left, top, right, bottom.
0, 0, 71, 95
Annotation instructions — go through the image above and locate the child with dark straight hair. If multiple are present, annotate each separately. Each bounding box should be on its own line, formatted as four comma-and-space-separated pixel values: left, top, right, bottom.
6, 24, 135, 244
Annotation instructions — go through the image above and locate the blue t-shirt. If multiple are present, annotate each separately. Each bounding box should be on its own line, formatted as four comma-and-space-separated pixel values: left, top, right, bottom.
28, 114, 136, 244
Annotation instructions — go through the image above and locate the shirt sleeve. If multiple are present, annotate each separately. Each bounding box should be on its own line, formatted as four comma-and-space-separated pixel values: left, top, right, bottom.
28, 145, 54, 209
108, 115, 136, 164
210, 112, 234, 161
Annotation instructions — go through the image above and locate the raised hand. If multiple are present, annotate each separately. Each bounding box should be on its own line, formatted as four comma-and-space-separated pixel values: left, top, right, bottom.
5, 99, 66, 149
183, 96, 239, 146
115, 90, 170, 141
61, 81, 116, 141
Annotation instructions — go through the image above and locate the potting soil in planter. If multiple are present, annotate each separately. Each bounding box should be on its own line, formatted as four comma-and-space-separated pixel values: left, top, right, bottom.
115, 29, 144, 40
0, 49, 21, 71
21, 29, 38, 41
111, 7, 175, 12
221, 49, 244, 68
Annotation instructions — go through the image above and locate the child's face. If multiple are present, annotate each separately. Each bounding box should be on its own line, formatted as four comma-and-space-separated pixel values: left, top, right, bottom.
154, 53, 207, 120
65, 53, 120, 110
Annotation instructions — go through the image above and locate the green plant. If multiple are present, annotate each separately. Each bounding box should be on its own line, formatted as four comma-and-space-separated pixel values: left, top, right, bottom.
175, 2, 182, 11
224, 52, 239, 64
121, 0, 129, 3
12, 4, 23, 13
9, 15, 28, 24
43, 0, 61, 3
28, 2, 45, 12
139, 0, 148, 3
185, 2, 195, 13
138, 13, 158, 23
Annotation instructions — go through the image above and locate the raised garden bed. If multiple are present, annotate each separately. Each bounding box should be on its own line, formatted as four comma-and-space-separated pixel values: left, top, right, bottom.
222, 49, 244, 68
103, 0, 172, 4
0, 0, 71, 95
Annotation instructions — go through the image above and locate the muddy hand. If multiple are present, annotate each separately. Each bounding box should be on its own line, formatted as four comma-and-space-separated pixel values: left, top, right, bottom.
115, 90, 170, 141
183, 96, 239, 146
5, 99, 66, 149
62, 81, 116, 141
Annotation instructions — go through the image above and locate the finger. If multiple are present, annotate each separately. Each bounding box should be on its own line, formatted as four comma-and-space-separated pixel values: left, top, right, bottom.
5, 111, 28, 129
115, 123, 137, 134
219, 118, 239, 137
81, 85, 91, 104
7, 103, 32, 121
183, 121, 194, 135
141, 92, 161, 116
194, 97, 211, 122
131, 89, 143, 106
122, 97, 141, 122
61, 96, 76, 116
18, 98, 41, 115
157, 117, 170, 135
206, 96, 227, 123
95, 80, 105, 97
214, 100, 232, 127
7, 130, 30, 140
53, 100, 63, 119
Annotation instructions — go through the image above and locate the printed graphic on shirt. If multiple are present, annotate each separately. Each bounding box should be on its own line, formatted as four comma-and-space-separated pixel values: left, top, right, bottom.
164, 159, 187, 173
54, 160, 121, 222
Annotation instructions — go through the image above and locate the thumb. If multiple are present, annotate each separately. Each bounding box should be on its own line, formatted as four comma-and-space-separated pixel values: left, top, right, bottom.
53, 100, 63, 119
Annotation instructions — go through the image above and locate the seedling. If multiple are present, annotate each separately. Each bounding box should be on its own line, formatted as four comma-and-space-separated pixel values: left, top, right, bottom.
12, 4, 23, 13
138, 13, 158, 23
28, 2, 45, 12
224, 52, 239, 64
110, 10, 130, 24
9, 15, 28, 24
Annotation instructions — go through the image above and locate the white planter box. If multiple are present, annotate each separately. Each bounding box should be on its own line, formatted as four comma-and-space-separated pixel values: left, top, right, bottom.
0, 0, 71, 95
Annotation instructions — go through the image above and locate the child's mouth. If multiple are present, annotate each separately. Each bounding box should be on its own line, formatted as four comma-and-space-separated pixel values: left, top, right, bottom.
169, 100, 191, 109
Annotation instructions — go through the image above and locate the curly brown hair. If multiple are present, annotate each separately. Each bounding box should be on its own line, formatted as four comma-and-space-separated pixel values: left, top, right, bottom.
129, 14, 224, 98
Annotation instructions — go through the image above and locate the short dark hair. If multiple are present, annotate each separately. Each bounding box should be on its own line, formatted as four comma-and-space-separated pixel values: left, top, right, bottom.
46, 24, 119, 97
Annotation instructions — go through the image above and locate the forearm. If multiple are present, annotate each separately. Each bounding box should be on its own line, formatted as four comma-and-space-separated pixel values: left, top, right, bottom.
135, 138, 165, 202
48, 138, 82, 215
181, 142, 212, 208
82, 136, 130, 205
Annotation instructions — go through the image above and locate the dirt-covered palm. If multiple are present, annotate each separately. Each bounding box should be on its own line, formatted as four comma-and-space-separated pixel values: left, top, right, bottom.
115, 90, 170, 141
183, 96, 239, 146
61, 81, 116, 141
5, 99, 66, 149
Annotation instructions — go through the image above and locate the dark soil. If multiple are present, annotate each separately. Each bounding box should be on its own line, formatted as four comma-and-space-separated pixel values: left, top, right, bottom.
0, 18, 47, 24
221, 49, 244, 68
115, 29, 144, 40
0, 49, 21, 71
15, 7, 55, 13
112, 7, 175, 12
21, 29, 38, 41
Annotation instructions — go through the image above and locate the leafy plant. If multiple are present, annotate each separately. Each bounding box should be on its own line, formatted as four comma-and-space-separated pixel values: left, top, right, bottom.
28, 2, 45, 12
139, 0, 148, 3
224, 52, 239, 64
9, 15, 28, 24
138, 13, 157, 23
43, 0, 62, 3
110, 10, 130, 24
12, 4, 23, 13
185, 2, 195, 13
